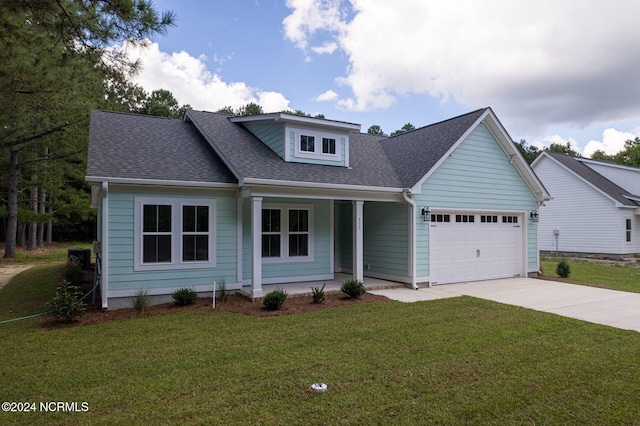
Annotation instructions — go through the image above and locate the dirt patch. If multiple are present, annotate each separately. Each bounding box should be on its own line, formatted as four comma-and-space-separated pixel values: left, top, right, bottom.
42, 291, 391, 328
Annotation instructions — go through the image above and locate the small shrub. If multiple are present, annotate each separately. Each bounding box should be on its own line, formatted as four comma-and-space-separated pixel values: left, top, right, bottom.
556, 259, 571, 278
48, 280, 86, 322
216, 280, 229, 303
172, 287, 197, 306
262, 288, 288, 311
63, 257, 85, 286
133, 289, 150, 314
341, 279, 366, 299
311, 283, 325, 304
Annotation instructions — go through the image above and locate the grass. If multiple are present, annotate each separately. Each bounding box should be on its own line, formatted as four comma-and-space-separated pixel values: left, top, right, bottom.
541, 256, 640, 293
1, 242, 93, 265
2, 249, 640, 423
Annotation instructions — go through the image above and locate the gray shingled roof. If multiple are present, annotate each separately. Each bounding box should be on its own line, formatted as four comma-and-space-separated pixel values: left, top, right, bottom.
546, 152, 639, 206
87, 110, 236, 184
87, 107, 496, 190
186, 110, 403, 188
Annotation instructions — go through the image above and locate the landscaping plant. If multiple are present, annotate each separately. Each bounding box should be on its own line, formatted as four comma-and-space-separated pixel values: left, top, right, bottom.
262, 288, 288, 311
341, 279, 366, 299
311, 283, 325, 304
556, 259, 571, 278
48, 280, 86, 322
217, 280, 229, 303
133, 289, 150, 314
172, 288, 198, 306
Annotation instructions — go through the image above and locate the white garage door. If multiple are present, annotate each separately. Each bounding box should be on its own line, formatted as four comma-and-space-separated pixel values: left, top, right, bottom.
429, 212, 522, 285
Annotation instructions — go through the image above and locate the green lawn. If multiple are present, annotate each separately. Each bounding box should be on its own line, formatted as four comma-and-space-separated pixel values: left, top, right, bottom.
1, 254, 640, 424
541, 256, 640, 293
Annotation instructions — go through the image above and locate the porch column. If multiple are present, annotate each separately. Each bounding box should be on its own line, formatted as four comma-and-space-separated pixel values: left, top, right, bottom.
353, 200, 364, 282
251, 196, 263, 298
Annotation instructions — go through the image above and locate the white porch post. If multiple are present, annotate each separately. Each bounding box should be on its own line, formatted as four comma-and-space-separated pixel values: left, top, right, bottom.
353, 200, 364, 282
251, 196, 263, 298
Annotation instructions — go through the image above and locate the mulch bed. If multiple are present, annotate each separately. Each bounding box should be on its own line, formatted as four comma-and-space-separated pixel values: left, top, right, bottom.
41, 291, 391, 329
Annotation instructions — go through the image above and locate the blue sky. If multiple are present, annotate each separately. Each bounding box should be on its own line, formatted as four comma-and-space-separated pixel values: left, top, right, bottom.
118, 0, 640, 157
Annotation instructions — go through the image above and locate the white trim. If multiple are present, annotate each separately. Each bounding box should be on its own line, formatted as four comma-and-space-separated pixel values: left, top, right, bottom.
289, 126, 343, 163
261, 203, 315, 263
85, 176, 237, 189
251, 197, 263, 298
329, 200, 335, 274
236, 197, 243, 283
229, 112, 360, 131
363, 271, 412, 284
101, 182, 109, 309
353, 200, 364, 281
243, 178, 404, 194
242, 273, 334, 286
133, 197, 217, 271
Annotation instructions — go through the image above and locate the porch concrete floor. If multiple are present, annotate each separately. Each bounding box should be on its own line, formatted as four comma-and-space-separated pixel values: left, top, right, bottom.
240, 273, 405, 299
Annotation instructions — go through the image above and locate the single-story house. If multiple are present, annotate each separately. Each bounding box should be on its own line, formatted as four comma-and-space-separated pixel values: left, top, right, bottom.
86, 107, 549, 309
532, 151, 640, 256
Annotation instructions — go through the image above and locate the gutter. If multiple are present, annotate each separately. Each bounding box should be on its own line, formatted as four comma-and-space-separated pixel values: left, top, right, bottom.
402, 189, 419, 290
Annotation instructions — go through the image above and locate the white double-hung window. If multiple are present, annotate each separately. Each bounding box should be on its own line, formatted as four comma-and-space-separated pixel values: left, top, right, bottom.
134, 197, 216, 271
261, 204, 313, 262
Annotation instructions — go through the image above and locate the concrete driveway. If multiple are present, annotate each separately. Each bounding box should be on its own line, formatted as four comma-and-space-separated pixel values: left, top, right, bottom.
369, 278, 640, 333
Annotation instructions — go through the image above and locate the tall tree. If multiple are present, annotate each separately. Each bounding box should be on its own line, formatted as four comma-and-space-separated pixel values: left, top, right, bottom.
140, 89, 191, 118
547, 142, 580, 157
514, 139, 542, 164
0, 0, 175, 257
367, 125, 386, 136
612, 137, 640, 167
390, 123, 415, 136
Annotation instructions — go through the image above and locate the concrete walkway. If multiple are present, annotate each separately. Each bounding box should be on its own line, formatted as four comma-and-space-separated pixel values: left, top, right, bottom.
369, 278, 640, 333
0, 264, 35, 291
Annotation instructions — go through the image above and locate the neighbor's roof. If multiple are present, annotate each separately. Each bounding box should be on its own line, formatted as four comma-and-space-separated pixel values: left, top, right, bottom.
86, 110, 237, 184
543, 152, 639, 207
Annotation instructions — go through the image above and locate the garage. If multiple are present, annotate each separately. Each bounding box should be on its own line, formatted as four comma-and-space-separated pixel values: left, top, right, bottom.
429, 212, 523, 285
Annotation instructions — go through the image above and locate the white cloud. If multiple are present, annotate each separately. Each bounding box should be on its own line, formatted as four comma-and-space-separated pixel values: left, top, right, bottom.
113, 41, 290, 112
315, 90, 339, 102
583, 128, 640, 158
283, 0, 640, 133
311, 41, 339, 55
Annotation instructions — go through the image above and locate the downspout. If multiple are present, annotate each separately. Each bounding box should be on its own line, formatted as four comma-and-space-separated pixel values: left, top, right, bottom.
402, 189, 418, 290
101, 181, 109, 310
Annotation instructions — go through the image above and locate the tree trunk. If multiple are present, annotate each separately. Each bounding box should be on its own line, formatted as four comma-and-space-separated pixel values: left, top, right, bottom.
27, 174, 38, 251
18, 223, 26, 248
38, 186, 46, 247
46, 197, 53, 244
3, 149, 19, 258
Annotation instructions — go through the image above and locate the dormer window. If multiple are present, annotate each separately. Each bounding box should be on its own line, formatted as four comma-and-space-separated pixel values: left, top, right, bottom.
322, 137, 336, 155
300, 135, 315, 152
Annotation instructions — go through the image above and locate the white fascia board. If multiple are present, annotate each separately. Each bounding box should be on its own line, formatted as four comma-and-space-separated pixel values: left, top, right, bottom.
242, 179, 404, 202
577, 157, 640, 174
481, 110, 551, 201
230, 112, 360, 132
85, 176, 238, 190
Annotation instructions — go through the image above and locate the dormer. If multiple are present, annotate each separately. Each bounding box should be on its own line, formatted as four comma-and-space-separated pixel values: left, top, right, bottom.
230, 113, 360, 167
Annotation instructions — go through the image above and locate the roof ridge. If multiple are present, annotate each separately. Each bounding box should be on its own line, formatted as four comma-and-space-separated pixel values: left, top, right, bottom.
93, 109, 181, 121
387, 107, 489, 139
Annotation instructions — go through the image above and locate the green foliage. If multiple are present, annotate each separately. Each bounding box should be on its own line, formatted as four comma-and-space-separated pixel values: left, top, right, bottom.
547, 142, 580, 157
216, 280, 229, 303
556, 259, 571, 278
311, 283, 325, 304
172, 288, 197, 307
133, 289, 150, 314
390, 122, 416, 136
341, 279, 366, 299
236, 102, 264, 116
262, 288, 288, 311
367, 125, 386, 136
47, 280, 86, 322
63, 257, 85, 286
514, 139, 542, 164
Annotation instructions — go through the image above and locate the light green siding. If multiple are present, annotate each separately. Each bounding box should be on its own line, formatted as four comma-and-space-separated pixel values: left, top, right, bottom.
242, 197, 332, 281
106, 187, 238, 291
363, 202, 409, 278
244, 123, 285, 157
415, 123, 538, 276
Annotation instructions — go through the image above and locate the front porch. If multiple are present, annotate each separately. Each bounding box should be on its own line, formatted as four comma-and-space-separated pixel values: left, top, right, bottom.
239, 273, 405, 300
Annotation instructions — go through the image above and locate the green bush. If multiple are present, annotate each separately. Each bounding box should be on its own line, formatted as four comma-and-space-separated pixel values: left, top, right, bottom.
311, 283, 325, 304
341, 279, 366, 299
556, 259, 571, 278
262, 288, 288, 311
133, 289, 150, 313
48, 280, 86, 322
172, 288, 197, 306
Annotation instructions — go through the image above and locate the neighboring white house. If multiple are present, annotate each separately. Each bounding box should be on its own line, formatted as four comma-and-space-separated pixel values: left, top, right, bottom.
532, 152, 640, 256
86, 107, 549, 309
